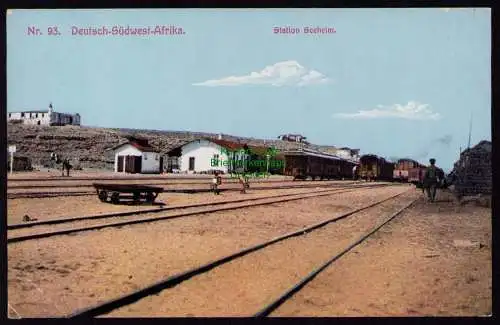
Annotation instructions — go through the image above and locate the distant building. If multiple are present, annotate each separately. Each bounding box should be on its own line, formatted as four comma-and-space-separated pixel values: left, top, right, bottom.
7, 103, 81, 126
111, 137, 162, 174
278, 133, 309, 144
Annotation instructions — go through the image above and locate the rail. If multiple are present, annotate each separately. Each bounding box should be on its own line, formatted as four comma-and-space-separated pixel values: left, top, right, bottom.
66, 189, 408, 318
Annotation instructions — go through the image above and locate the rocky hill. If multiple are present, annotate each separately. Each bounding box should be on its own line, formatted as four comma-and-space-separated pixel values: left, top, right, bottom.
7, 124, 337, 170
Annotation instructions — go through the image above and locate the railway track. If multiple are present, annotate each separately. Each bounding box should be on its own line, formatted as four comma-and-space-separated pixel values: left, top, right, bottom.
7, 178, 302, 189
7, 181, 362, 199
8, 183, 390, 244
253, 198, 416, 316
8, 175, 293, 182
65, 188, 413, 318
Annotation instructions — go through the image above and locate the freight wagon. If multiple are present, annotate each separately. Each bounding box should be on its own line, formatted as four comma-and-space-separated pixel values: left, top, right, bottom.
394, 158, 425, 182
358, 154, 394, 182
283, 148, 357, 180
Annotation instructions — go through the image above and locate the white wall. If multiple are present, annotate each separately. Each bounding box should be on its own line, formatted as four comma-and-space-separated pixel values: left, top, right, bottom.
114, 144, 161, 173
8, 112, 51, 125
177, 139, 248, 173
141, 151, 161, 173
114, 144, 142, 172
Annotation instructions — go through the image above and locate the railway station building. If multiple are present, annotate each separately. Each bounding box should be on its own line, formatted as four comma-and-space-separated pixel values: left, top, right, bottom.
165, 137, 274, 174
111, 137, 162, 174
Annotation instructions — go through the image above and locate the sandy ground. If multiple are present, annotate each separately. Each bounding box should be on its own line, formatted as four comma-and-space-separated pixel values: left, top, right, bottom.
7, 176, 307, 188
105, 188, 413, 317
7, 188, 349, 238
270, 191, 492, 317
7, 186, 403, 317
8, 170, 294, 181
7, 187, 332, 225
7, 180, 350, 195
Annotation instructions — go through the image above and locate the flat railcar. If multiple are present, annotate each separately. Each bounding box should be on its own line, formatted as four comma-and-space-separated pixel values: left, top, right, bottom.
359, 154, 394, 182
93, 183, 163, 204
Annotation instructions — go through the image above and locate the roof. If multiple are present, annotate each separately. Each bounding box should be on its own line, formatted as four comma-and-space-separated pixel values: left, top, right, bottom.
397, 158, 419, 164
360, 154, 392, 163
283, 148, 359, 164
167, 138, 277, 156
10, 110, 49, 114
110, 141, 157, 152
207, 138, 245, 150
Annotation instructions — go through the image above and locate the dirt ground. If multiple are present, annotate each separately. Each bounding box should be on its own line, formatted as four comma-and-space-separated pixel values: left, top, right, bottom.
105, 188, 413, 317
7, 180, 348, 195
7, 188, 349, 239
8, 170, 294, 180
8, 186, 403, 317
271, 191, 492, 317
6, 186, 349, 225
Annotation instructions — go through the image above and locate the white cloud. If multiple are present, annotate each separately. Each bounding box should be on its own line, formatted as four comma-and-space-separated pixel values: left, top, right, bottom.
332, 101, 441, 120
193, 60, 330, 87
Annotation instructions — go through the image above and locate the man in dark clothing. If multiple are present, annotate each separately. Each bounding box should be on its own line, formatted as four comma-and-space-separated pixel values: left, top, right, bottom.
423, 158, 440, 202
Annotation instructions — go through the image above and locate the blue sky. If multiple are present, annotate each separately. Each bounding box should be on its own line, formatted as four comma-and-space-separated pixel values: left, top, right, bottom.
7, 8, 491, 171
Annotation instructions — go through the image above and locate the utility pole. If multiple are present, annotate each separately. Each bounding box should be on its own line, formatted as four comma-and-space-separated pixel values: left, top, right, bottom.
467, 113, 473, 149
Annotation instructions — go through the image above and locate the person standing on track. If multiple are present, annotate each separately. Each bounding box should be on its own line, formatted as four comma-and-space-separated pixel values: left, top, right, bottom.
423, 158, 440, 202
212, 171, 221, 195
352, 165, 358, 180
238, 173, 248, 194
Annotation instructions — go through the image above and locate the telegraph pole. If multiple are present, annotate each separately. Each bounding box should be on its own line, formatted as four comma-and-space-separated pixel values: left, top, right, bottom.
467, 113, 473, 149
8, 145, 16, 175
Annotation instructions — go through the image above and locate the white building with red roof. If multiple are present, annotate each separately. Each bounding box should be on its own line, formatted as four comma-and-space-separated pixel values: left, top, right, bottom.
110, 137, 162, 174
166, 136, 262, 174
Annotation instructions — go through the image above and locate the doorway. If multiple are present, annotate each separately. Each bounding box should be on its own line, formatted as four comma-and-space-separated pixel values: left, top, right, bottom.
189, 157, 195, 171
117, 156, 124, 172
159, 156, 164, 173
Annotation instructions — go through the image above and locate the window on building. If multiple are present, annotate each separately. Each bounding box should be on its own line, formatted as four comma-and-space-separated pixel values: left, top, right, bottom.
144, 153, 148, 160
155, 154, 159, 161
41, 113, 44, 117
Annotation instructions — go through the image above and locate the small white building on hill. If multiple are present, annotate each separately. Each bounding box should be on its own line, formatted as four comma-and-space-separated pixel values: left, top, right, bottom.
111, 138, 162, 174
8, 103, 81, 126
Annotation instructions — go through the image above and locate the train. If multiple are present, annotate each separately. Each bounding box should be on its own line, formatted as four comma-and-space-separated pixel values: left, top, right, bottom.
358, 154, 394, 182
393, 158, 426, 183
282, 148, 357, 180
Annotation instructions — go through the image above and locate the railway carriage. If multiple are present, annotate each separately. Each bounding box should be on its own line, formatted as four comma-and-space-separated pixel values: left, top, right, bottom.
408, 165, 427, 185
393, 159, 424, 182
358, 154, 394, 182
283, 148, 356, 180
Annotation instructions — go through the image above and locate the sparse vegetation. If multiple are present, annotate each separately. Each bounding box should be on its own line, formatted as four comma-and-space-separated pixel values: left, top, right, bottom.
7, 124, 337, 170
